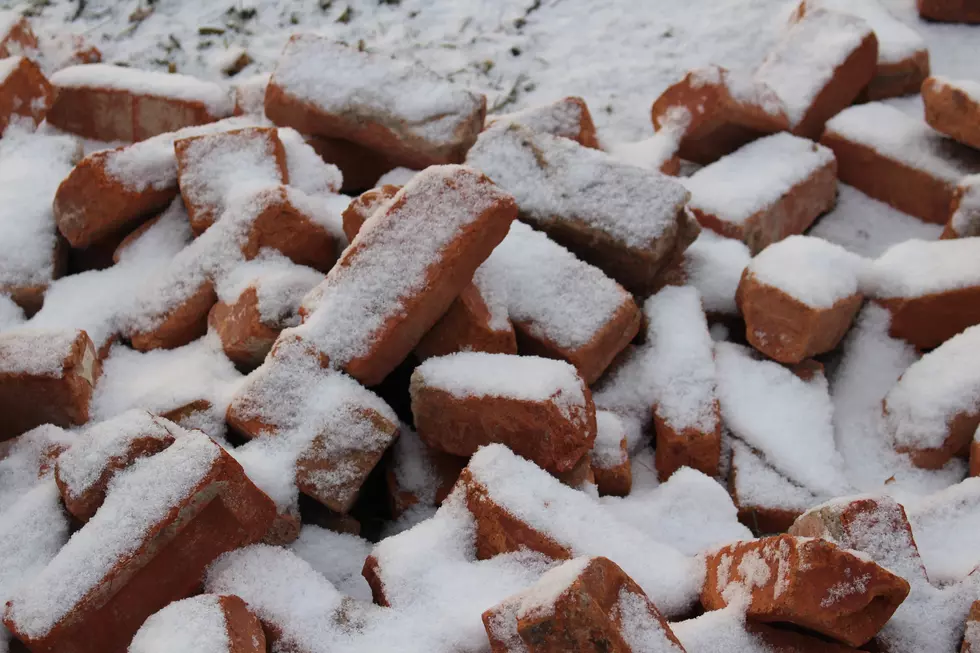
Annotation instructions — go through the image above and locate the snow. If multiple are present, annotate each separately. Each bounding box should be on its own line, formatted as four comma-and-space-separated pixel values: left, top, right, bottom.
0, 124, 80, 290
681, 231, 752, 315
214, 253, 324, 326
906, 478, 980, 585
50, 64, 233, 116
644, 287, 719, 433
754, 8, 873, 127
824, 103, 980, 183
808, 184, 943, 258
950, 175, 980, 238
296, 165, 511, 367
592, 344, 657, 447
863, 237, 980, 299
277, 127, 344, 197
289, 525, 374, 602
0, 294, 24, 332
673, 606, 773, 652
730, 440, 819, 515
747, 235, 866, 308
480, 220, 629, 351
487, 96, 588, 142
376, 167, 418, 187
506, 556, 593, 620
714, 342, 848, 498
0, 328, 82, 378
683, 132, 835, 225
884, 325, 980, 452
615, 587, 685, 653
467, 123, 689, 249
592, 410, 627, 470
5, 430, 220, 639
802, 0, 926, 66
128, 595, 230, 653
0, 424, 71, 508
931, 75, 980, 105
271, 34, 484, 146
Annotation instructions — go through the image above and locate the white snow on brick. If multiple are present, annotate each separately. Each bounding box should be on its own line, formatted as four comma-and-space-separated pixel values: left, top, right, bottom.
129, 594, 230, 653
863, 237, 980, 299
748, 235, 866, 308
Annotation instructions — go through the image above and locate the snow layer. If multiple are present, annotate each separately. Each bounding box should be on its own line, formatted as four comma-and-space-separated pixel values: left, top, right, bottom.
748, 235, 866, 308
681, 230, 752, 315
129, 595, 230, 653
863, 237, 980, 299
803, 0, 926, 65
0, 328, 81, 378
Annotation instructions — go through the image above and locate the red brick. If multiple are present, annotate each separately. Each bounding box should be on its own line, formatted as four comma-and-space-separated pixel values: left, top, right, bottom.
0, 16, 38, 58
923, 76, 980, 150
591, 412, 632, 497
486, 96, 600, 149
918, 0, 980, 23
129, 279, 217, 352
209, 285, 281, 368
964, 600, 980, 653
0, 56, 53, 132
341, 184, 401, 241
971, 437, 980, 478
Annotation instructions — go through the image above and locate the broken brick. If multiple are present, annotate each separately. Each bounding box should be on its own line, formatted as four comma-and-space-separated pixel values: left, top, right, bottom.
0, 15, 38, 58
0, 56, 52, 132
701, 534, 910, 647
923, 76, 980, 150
591, 411, 632, 498
486, 96, 600, 148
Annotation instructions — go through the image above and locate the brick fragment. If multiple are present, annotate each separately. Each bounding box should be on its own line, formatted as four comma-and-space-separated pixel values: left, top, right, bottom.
47, 64, 234, 142
863, 238, 980, 350
0, 329, 99, 440
701, 535, 910, 647
591, 411, 632, 497
411, 352, 597, 474
295, 165, 516, 386
0, 14, 38, 57
486, 96, 600, 148
467, 123, 693, 295
483, 556, 686, 653
918, 0, 980, 23
2, 430, 276, 653
175, 127, 289, 234
651, 65, 788, 165
737, 236, 864, 363
821, 102, 980, 225
129, 594, 266, 653
341, 184, 401, 241
266, 35, 486, 169
686, 133, 837, 255
55, 410, 179, 522
923, 76, 980, 150
943, 175, 980, 239
0, 56, 52, 131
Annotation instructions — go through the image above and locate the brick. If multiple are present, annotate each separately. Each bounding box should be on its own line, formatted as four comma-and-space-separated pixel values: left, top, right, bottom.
0, 56, 52, 132
965, 601, 980, 653
55, 410, 179, 522
821, 102, 980, 225
130, 279, 217, 351
864, 238, 980, 350
231, 72, 268, 117
129, 594, 265, 653
591, 411, 632, 497
918, 0, 980, 23
883, 325, 980, 469
306, 134, 397, 193
737, 236, 864, 363
486, 96, 600, 148
701, 535, 910, 647
341, 184, 402, 241
755, 8, 877, 139
0, 15, 38, 57
295, 165, 516, 386
481, 221, 640, 385
923, 76, 980, 150
943, 175, 980, 239
0, 423, 72, 485
227, 334, 399, 513
47, 64, 234, 142
467, 123, 693, 295
3, 430, 276, 653
651, 65, 788, 165
175, 127, 289, 234
410, 352, 597, 474
483, 556, 685, 653
687, 133, 837, 255
266, 35, 485, 169
0, 329, 99, 440
972, 432, 980, 477
385, 426, 465, 518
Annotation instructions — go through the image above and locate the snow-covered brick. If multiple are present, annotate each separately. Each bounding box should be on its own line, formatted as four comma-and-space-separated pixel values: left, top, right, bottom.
701, 534, 909, 647
793, 0, 930, 100
226, 333, 398, 513
231, 72, 269, 116
411, 352, 595, 474
863, 237, 980, 349
945, 175, 980, 239
906, 477, 980, 585
923, 76, 980, 151
459, 444, 704, 617
0, 125, 80, 314
484, 556, 686, 653
606, 129, 683, 176
821, 102, 980, 225
0, 328, 98, 440
341, 183, 400, 241
590, 410, 631, 497
289, 525, 373, 601
90, 334, 242, 439
883, 325, 980, 469
917, 0, 980, 24
47, 63, 233, 142
684, 132, 837, 254
266, 35, 485, 169
386, 424, 466, 519
276, 127, 344, 199
715, 342, 848, 498
53, 115, 259, 248
729, 439, 820, 534
966, 601, 980, 653
480, 220, 640, 384
129, 594, 266, 653
0, 13, 37, 59
295, 165, 515, 386
486, 96, 599, 148
174, 126, 287, 234
54, 409, 179, 522
738, 235, 865, 363
754, 7, 877, 138
210, 253, 325, 368
467, 123, 692, 294
650, 65, 788, 165
0, 424, 71, 507
642, 287, 721, 480
0, 56, 53, 132
2, 430, 275, 653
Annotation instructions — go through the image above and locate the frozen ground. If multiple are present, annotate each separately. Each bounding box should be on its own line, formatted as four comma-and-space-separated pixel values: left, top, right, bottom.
4, 0, 977, 144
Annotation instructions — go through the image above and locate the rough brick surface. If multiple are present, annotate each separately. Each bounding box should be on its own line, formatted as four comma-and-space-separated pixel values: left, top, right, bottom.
0, 56, 53, 132
208, 285, 282, 368
923, 76, 980, 150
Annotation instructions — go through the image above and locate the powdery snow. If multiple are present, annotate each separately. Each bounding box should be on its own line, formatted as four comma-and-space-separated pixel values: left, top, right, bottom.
214, 252, 324, 326
950, 175, 980, 237
906, 478, 980, 586
487, 96, 589, 141
803, 0, 926, 66
289, 525, 374, 602
592, 410, 628, 470
748, 235, 866, 308
128, 595, 230, 653
863, 237, 980, 299
0, 328, 82, 378
681, 230, 752, 315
